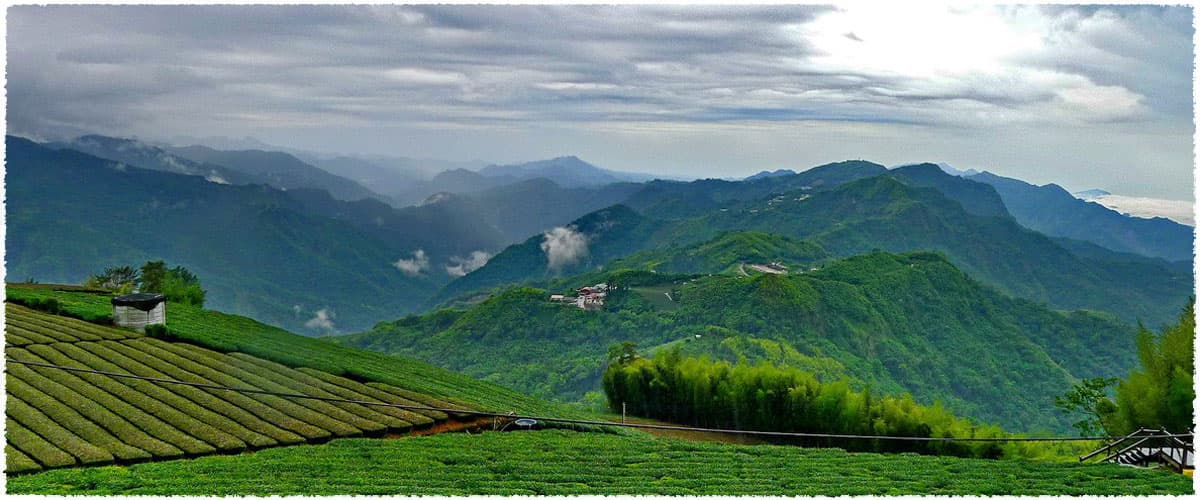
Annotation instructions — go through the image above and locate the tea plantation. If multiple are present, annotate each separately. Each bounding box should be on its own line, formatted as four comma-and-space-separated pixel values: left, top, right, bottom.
9, 430, 1193, 496
6, 284, 576, 417
5, 303, 470, 473
5, 284, 1194, 496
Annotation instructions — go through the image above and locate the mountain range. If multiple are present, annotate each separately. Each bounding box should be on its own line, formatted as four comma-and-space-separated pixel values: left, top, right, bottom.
8, 133, 1193, 335
438, 164, 1190, 327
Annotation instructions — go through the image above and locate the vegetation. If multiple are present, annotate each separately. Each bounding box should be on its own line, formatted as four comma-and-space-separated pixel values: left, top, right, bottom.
338, 251, 1140, 432
5, 136, 443, 333
83, 266, 140, 295
604, 231, 830, 275
1054, 300, 1195, 437
6, 284, 579, 420
969, 170, 1193, 263
82, 260, 208, 306
441, 169, 1191, 327
4, 302, 463, 473
9, 431, 1191, 495
1054, 377, 1119, 437
138, 261, 206, 306
603, 350, 1008, 458
1112, 300, 1195, 434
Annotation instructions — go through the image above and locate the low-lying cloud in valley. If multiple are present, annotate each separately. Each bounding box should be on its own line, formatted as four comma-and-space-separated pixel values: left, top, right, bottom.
393, 249, 429, 276
541, 226, 588, 272
1088, 195, 1194, 226
445, 250, 492, 277
304, 308, 336, 333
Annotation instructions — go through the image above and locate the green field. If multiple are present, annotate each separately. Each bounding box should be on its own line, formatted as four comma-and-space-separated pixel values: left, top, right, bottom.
629, 284, 680, 311
8, 430, 1192, 496
6, 284, 578, 418
4, 303, 470, 473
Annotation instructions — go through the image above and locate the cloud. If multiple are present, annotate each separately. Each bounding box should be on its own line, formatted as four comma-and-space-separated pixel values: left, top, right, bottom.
1087, 194, 1194, 226
4, 5, 1192, 199
393, 249, 429, 276
304, 308, 337, 332
541, 226, 588, 272
444, 250, 492, 277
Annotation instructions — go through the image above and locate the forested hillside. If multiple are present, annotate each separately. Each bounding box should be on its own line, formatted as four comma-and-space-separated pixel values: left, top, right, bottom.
438, 168, 1191, 326
5, 137, 441, 333
337, 250, 1139, 432
969, 171, 1193, 262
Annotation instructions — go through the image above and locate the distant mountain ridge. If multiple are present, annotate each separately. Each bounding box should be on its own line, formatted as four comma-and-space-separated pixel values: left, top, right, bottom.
479, 156, 658, 187
1073, 189, 1112, 199
967, 171, 1192, 262
166, 144, 385, 203
744, 169, 796, 181
48, 135, 266, 187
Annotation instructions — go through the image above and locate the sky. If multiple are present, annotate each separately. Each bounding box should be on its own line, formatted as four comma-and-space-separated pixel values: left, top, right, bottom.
7, 4, 1196, 201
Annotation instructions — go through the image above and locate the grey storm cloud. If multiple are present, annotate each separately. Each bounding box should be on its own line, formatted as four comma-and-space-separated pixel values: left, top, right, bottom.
5, 5, 1194, 200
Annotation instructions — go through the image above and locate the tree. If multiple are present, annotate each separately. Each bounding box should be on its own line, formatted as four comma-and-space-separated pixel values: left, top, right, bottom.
1054, 377, 1118, 437
161, 265, 206, 306
1112, 299, 1194, 434
139, 260, 167, 293
85, 261, 206, 307
85, 266, 140, 294
607, 341, 640, 365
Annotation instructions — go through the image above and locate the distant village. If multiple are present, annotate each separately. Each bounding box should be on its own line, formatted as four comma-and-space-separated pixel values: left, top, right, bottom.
550, 283, 609, 310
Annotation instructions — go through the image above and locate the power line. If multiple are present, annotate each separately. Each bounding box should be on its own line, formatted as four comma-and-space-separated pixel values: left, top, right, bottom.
6, 358, 1195, 444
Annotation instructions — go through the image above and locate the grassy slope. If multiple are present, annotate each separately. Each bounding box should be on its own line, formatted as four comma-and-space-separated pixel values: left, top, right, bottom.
8, 430, 1191, 496
5, 285, 576, 418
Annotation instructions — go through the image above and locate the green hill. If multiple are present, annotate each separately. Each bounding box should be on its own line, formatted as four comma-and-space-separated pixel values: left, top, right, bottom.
622, 160, 888, 219
606, 231, 829, 275
336, 250, 1139, 432
427, 204, 668, 306
9, 430, 1191, 495
440, 169, 1190, 327
716, 175, 1190, 326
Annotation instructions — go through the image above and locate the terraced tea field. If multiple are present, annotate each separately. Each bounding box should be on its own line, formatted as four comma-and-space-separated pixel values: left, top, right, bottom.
9, 430, 1193, 496
6, 284, 578, 418
4, 303, 473, 474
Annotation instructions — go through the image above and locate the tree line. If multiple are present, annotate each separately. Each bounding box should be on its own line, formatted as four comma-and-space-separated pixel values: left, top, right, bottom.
602, 346, 1008, 458
85, 260, 206, 306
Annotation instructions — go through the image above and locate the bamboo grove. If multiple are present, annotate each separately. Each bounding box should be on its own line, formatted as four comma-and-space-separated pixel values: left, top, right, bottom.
602, 347, 1010, 458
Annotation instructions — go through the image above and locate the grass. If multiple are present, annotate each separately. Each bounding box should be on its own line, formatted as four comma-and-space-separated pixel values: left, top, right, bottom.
630, 284, 680, 311
8, 430, 1193, 496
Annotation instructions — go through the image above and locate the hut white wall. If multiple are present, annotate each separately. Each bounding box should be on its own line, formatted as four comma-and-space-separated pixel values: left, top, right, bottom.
113, 302, 166, 332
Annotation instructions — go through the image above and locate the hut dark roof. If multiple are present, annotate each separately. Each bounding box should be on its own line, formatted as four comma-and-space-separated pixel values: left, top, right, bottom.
112, 293, 166, 311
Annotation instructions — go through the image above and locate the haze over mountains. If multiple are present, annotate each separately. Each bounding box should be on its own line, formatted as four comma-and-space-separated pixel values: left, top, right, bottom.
8, 129, 1195, 437
9, 133, 1193, 334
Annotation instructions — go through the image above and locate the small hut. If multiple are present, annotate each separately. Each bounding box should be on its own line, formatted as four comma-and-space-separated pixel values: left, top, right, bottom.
112, 293, 166, 332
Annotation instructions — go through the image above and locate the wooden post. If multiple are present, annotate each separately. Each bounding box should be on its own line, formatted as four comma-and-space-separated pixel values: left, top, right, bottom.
622, 402, 626, 424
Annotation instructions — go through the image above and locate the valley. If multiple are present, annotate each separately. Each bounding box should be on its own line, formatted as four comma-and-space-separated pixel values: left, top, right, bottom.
6, 5, 1196, 495
5, 127, 1194, 495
